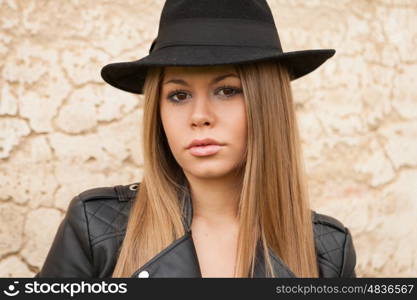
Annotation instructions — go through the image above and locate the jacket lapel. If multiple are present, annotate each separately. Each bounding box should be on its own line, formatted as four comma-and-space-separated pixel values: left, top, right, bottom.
131, 231, 202, 278
130, 184, 296, 278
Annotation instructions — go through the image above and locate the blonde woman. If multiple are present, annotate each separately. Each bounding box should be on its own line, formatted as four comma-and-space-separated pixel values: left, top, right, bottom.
36, 0, 357, 278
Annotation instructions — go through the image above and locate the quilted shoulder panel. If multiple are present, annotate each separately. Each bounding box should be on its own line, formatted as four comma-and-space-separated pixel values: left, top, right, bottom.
313, 212, 346, 232
78, 186, 118, 201
77, 183, 138, 246
312, 211, 350, 277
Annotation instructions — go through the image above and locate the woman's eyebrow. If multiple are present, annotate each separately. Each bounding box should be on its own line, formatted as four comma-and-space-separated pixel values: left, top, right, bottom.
163, 73, 239, 86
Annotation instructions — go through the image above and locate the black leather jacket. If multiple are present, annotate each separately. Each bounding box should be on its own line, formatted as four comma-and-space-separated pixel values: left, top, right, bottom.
35, 182, 357, 278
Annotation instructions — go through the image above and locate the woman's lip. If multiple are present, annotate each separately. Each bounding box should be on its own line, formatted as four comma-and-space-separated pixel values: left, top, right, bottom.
188, 144, 223, 157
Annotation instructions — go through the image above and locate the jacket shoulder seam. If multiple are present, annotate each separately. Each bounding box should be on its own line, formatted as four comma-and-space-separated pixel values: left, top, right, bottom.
312, 211, 352, 277
77, 186, 119, 203
80, 197, 96, 276
64, 194, 97, 276
312, 211, 347, 233
340, 227, 357, 277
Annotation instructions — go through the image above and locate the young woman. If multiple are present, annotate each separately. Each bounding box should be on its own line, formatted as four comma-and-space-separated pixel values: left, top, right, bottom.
35, 0, 357, 278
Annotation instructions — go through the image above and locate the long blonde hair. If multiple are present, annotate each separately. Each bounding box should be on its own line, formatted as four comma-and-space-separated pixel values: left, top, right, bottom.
112, 60, 318, 277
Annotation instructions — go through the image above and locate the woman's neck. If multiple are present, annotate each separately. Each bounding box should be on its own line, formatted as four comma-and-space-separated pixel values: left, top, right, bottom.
185, 173, 242, 224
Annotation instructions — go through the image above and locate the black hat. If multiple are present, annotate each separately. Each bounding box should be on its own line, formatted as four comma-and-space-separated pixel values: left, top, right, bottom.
101, 0, 335, 94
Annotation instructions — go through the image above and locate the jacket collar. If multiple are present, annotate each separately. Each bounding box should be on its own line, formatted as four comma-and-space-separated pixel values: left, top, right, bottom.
127, 183, 296, 278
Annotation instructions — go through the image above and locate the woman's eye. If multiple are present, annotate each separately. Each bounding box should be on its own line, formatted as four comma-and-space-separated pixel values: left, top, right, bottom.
167, 86, 242, 104
173, 92, 188, 101
168, 91, 190, 103
218, 87, 238, 97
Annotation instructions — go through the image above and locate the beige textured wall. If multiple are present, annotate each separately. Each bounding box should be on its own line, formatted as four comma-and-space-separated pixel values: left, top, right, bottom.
0, 0, 416, 277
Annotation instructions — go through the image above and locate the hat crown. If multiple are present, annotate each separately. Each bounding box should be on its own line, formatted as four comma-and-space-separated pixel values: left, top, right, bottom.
160, 0, 276, 25
150, 0, 282, 54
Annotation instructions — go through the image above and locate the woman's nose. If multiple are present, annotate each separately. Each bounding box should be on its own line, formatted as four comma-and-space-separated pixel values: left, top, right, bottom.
190, 94, 215, 127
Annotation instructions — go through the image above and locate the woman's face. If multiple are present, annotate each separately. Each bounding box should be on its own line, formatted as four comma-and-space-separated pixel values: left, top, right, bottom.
159, 65, 247, 180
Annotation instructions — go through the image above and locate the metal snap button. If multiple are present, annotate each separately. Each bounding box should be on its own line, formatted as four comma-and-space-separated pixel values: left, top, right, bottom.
129, 184, 139, 191
138, 270, 149, 278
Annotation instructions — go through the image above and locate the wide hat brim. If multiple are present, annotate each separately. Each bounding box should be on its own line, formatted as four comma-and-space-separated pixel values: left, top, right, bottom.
101, 46, 335, 94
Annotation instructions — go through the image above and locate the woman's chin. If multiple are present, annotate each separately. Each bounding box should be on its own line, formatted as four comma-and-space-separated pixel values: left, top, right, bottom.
185, 165, 237, 180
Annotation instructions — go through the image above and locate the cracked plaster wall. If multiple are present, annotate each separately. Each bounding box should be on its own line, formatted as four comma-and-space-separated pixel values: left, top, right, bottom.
0, 0, 416, 277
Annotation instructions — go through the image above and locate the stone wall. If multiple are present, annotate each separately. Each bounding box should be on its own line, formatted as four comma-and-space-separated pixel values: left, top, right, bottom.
0, 0, 416, 277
